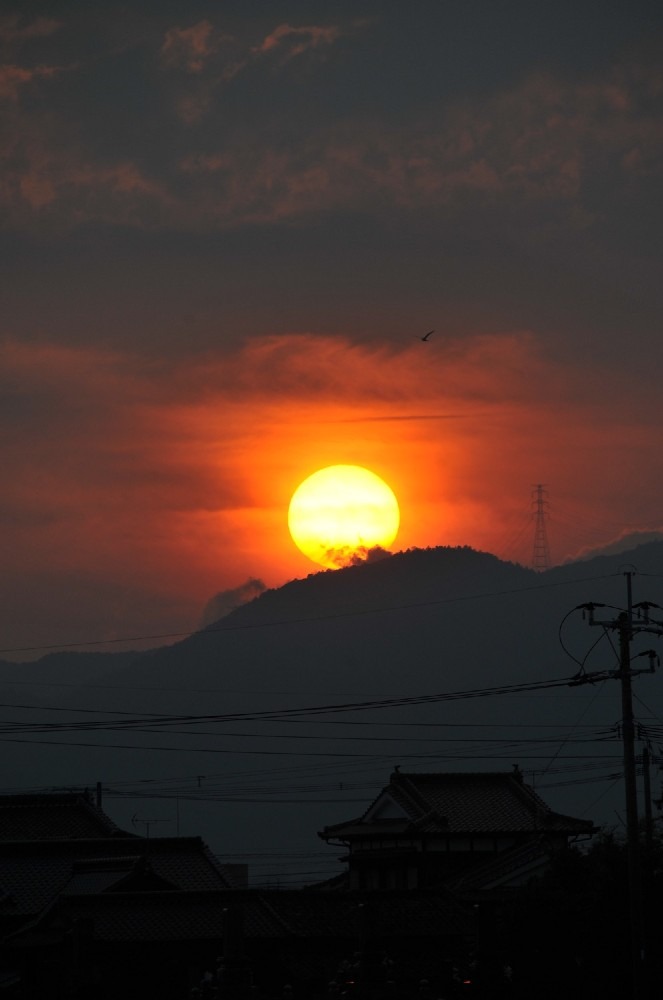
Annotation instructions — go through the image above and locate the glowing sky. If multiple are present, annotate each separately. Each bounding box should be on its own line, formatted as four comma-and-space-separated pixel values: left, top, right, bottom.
2, 2, 663, 657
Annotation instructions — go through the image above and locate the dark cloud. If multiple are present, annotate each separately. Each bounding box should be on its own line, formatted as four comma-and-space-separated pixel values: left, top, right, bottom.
200, 578, 267, 627
323, 545, 393, 569
350, 546, 393, 566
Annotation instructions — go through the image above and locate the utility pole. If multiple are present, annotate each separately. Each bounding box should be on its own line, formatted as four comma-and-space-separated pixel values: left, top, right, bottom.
531, 484, 551, 571
571, 572, 662, 1000
642, 746, 653, 853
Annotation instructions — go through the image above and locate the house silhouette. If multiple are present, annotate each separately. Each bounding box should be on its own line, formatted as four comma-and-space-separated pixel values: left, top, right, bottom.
0, 772, 596, 998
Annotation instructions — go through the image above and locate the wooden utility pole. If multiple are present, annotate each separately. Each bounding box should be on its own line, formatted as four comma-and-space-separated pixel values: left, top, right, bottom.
617, 594, 645, 1000
642, 746, 654, 853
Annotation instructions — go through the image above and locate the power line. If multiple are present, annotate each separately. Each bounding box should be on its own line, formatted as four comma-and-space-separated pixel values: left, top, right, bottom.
0, 729, 623, 762
0, 673, 591, 736
0, 569, 622, 656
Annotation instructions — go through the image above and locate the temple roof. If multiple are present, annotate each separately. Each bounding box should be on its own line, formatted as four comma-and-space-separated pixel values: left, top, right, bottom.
319, 768, 596, 840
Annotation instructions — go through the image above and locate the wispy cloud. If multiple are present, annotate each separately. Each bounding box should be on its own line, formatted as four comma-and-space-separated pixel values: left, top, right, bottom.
251, 23, 344, 61
161, 17, 356, 76
0, 62, 64, 100
171, 57, 662, 226
1, 331, 660, 652
1, 110, 173, 217
159, 17, 363, 122
0, 15, 61, 46
0, 16, 64, 100
160, 20, 223, 74
2, 39, 661, 234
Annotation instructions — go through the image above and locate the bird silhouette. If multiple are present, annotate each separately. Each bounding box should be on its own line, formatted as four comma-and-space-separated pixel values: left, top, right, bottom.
419, 330, 434, 341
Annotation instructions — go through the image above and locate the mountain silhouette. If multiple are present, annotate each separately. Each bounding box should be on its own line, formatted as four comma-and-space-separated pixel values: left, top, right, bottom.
1, 542, 662, 884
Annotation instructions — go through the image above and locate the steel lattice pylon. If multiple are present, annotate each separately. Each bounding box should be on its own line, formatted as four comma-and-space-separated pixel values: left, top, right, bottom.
531, 483, 551, 571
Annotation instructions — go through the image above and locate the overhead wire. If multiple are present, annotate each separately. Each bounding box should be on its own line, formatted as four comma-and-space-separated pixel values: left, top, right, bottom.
0, 674, 592, 735
0, 568, 623, 656
27, 727, 617, 798
0, 668, 627, 802
0, 563, 658, 849
537, 680, 609, 781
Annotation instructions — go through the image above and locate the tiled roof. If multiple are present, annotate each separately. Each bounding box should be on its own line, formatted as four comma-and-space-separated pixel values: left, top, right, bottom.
0, 793, 126, 841
11, 889, 474, 945
448, 838, 556, 892
0, 855, 72, 919
320, 769, 595, 839
62, 857, 143, 895
50, 891, 228, 943
266, 889, 473, 939
0, 836, 233, 918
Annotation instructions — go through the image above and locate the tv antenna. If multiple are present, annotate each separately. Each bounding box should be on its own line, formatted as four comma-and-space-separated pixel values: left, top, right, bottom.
131, 814, 171, 839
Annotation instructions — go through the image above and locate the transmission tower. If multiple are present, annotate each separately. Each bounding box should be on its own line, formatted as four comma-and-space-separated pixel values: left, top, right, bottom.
531, 484, 551, 571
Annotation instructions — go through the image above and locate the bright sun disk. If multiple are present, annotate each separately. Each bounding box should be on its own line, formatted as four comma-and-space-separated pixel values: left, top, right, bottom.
288, 465, 400, 569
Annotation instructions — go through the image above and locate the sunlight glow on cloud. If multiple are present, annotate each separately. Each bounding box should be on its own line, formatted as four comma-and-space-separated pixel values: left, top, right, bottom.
158, 16, 359, 121
3, 49, 660, 232
1, 5, 662, 658
160, 20, 221, 74
252, 23, 344, 60
0, 62, 65, 100
1, 325, 661, 656
173, 63, 663, 225
1, 331, 660, 603
0, 16, 61, 45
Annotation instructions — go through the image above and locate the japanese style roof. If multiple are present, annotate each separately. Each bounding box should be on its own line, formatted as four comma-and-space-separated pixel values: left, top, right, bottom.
319, 768, 596, 840
0, 792, 127, 842
8, 888, 475, 946
0, 835, 233, 920
448, 837, 560, 893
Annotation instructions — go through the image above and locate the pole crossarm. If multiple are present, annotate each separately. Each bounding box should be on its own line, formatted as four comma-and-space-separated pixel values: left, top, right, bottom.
569, 573, 663, 1000
568, 650, 659, 688
580, 599, 663, 639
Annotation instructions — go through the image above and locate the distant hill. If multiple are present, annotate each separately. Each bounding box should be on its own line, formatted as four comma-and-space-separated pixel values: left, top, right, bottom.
0, 649, 144, 692
1, 541, 662, 883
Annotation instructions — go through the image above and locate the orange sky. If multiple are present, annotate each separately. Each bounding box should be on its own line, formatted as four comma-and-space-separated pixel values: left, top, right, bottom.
2, 4, 663, 660
2, 330, 661, 659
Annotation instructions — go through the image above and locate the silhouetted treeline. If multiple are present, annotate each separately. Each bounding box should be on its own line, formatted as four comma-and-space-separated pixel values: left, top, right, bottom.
498, 827, 663, 999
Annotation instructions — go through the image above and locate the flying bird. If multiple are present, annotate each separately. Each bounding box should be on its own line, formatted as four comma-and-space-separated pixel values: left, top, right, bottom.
419, 330, 434, 341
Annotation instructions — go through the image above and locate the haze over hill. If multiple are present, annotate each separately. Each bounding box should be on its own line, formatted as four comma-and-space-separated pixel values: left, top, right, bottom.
1, 541, 663, 885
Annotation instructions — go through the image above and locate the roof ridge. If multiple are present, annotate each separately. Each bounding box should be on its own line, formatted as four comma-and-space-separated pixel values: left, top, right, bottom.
255, 893, 299, 936
507, 773, 554, 816
390, 770, 436, 819
390, 770, 519, 779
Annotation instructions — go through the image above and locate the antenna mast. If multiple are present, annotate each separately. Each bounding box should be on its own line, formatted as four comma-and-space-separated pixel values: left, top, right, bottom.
531, 484, 551, 571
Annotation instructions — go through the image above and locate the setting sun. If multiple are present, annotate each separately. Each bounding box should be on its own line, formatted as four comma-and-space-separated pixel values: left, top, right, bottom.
288, 465, 400, 569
